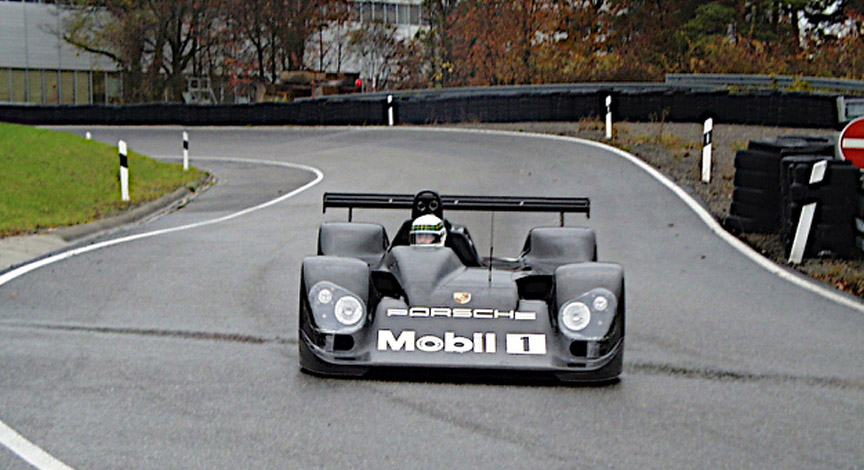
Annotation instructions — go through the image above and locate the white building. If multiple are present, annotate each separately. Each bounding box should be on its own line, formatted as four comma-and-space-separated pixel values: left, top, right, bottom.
0, 0, 122, 104
0, 0, 424, 104
307, 0, 425, 91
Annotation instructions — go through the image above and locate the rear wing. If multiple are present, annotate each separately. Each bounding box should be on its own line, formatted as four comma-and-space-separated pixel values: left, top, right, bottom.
323, 192, 590, 225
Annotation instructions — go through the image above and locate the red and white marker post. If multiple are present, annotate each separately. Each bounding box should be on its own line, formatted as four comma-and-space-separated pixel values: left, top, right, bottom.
838, 116, 864, 168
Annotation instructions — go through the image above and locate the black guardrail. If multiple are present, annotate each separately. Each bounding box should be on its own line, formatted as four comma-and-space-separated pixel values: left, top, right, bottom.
0, 84, 842, 128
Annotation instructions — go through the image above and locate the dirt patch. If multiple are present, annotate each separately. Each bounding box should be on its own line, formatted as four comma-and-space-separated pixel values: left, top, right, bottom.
457, 120, 864, 300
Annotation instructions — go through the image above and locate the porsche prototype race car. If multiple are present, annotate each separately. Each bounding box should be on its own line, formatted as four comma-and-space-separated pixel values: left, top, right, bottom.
299, 190, 624, 383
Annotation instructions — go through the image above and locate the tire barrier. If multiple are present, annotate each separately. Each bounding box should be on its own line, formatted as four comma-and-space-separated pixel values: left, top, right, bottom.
780, 156, 860, 258
0, 86, 841, 128
729, 134, 862, 260
728, 136, 836, 233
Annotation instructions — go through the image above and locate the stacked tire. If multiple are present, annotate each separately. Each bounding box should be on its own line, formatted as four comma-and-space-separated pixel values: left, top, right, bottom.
727, 136, 836, 233
780, 156, 860, 258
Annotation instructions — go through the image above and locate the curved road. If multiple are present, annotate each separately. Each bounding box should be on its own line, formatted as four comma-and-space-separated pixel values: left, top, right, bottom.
1, 127, 862, 469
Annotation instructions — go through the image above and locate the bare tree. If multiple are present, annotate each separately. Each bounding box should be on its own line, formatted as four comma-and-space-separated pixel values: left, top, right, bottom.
63, 0, 223, 102
349, 19, 407, 91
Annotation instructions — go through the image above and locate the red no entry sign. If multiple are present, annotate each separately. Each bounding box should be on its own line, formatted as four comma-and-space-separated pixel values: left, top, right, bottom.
839, 117, 864, 169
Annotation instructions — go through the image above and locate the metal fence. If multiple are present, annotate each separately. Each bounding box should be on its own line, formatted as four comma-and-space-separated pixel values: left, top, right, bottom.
665, 73, 864, 94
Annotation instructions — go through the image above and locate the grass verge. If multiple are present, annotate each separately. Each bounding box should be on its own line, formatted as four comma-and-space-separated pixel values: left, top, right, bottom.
0, 122, 204, 237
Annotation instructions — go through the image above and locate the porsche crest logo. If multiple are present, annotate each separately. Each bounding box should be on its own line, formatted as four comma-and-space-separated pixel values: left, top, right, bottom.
453, 292, 471, 304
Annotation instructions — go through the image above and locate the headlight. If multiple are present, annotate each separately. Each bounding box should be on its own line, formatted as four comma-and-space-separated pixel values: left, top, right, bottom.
308, 281, 366, 334
317, 288, 333, 304
558, 288, 618, 339
561, 301, 591, 331
334, 296, 364, 325
592, 296, 608, 311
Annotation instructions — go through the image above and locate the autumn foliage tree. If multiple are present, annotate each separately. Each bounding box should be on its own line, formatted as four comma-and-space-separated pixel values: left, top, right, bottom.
62, 0, 864, 99
404, 0, 864, 88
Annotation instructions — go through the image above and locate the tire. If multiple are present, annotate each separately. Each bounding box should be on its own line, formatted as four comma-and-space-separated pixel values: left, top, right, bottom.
784, 221, 856, 239
780, 155, 833, 185
749, 136, 835, 156
807, 224, 858, 258
782, 159, 858, 187
787, 183, 859, 206
785, 202, 856, 228
780, 213, 864, 240
724, 214, 775, 233
734, 169, 779, 190
783, 224, 856, 258
733, 187, 779, 206
730, 200, 779, 222
735, 149, 782, 172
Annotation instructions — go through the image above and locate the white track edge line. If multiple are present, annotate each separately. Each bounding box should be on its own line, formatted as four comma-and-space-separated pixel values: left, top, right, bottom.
0, 157, 323, 470
45, 124, 864, 313
5, 126, 859, 469
0, 421, 74, 470
0, 158, 323, 288
405, 126, 864, 314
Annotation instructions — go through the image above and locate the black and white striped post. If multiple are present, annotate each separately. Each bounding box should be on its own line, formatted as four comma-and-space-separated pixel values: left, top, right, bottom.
387, 95, 394, 127
788, 160, 828, 264
182, 131, 189, 171
701, 117, 713, 183
604, 95, 613, 140
118, 140, 130, 202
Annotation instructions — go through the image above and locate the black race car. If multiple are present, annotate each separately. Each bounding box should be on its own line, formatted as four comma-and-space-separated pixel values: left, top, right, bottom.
299, 190, 624, 383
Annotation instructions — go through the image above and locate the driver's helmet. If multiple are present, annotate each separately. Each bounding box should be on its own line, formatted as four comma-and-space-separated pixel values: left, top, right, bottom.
409, 214, 446, 247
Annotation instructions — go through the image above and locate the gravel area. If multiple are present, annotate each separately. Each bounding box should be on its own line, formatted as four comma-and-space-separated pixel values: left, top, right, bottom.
458, 120, 864, 300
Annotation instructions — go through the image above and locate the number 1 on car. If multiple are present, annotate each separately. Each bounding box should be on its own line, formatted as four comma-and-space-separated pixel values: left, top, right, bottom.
506, 334, 547, 355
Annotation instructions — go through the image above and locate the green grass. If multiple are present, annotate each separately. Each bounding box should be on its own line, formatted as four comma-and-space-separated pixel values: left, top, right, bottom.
0, 123, 204, 237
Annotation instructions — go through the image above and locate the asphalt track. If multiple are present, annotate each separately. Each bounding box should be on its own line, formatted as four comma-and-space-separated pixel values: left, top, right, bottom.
1, 126, 863, 469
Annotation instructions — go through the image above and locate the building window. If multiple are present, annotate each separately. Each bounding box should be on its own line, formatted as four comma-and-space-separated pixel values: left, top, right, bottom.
371, 2, 383, 21
409, 4, 420, 24
352, 1, 423, 25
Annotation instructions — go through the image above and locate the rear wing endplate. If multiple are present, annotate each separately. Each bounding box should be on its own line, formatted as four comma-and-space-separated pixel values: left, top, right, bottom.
323, 192, 590, 225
